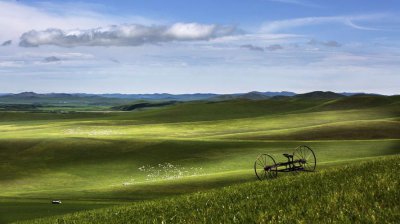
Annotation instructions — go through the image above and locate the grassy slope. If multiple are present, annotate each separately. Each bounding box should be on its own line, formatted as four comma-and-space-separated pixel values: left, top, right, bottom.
18, 156, 400, 224
0, 95, 399, 223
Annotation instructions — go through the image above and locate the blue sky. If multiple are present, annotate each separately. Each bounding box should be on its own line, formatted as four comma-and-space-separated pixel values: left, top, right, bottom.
0, 0, 399, 94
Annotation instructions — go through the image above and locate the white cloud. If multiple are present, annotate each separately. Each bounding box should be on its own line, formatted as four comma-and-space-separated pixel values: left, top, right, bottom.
0, 60, 24, 68
1, 1, 236, 48
261, 14, 387, 33
0, 50, 96, 68
19, 23, 237, 47
1, 40, 12, 46
0, 1, 158, 41
165, 23, 219, 40
211, 33, 304, 45
344, 20, 382, 31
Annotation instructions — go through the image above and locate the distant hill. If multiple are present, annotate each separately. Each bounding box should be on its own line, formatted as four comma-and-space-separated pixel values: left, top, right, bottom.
113, 94, 399, 123
239, 92, 269, 100
95, 93, 218, 101
0, 92, 128, 106
112, 101, 178, 111
295, 91, 345, 99
209, 92, 268, 101
92, 92, 296, 101
2, 92, 79, 99
339, 92, 382, 96
1, 91, 394, 107
209, 91, 296, 101
0, 91, 296, 103
316, 94, 399, 110
263, 91, 297, 97
9, 92, 41, 98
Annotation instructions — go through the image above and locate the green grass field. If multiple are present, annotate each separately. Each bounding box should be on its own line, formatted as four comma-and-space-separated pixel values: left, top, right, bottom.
0, 95, 399, 223
16, 156, 400, 224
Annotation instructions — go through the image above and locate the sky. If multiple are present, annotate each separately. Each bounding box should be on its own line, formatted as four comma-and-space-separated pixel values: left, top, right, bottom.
0, 0, 399, 94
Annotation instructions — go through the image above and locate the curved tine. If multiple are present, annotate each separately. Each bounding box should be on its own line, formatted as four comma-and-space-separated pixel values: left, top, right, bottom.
256, 172, 262, 181
255, 164, 262, 180
256, 169, 263, 180
304, 161, 310, 169
297, 147, 303, 158
302, 147, 311, 168
256, 157, 264, 167
305, 148, 316, 166
255, 154, 271, 180
264, 154, 270, 165
294, 147, 303, 160
294, 152, 301, 160
258, 155, 265, 166
301, 146, 313, 161
301, 146, 306, 158
309, 163, 315, 170
254, 157, 261, 180
306, 158, 316, 170
304, 146, 313, 160
297, 146, 303, 158
258, 155, 263, 166
305, 151, 312, 161
295, 146, 304, 159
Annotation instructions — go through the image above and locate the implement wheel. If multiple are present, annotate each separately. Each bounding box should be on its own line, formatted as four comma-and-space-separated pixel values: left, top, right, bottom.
254, 154, 277, 180
293, 145, 316, 172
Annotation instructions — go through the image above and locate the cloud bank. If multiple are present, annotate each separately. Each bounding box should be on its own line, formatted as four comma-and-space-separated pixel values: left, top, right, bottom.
19, 23, 237, 47
240, 44, 284, 52
1, 40, 12, 46
266, 44, 284, 51
43, 56, 62, 63
240, 44, 264, 52
308, 39, 342, 47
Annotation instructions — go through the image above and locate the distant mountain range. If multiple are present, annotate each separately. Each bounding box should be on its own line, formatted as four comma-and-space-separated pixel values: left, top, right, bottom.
0, 91, 388, 102
74, 91, 298, 101
0, 91, 297, 102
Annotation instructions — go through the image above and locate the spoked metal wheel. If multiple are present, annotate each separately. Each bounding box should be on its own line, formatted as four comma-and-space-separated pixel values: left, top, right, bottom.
293, 145, 316, 172
254, 154, 278, 180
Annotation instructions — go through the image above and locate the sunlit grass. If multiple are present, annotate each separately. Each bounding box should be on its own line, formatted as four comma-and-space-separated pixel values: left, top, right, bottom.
18, 156, 400, 224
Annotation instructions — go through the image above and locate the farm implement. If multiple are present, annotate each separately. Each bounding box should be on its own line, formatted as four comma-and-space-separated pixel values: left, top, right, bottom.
254, 145, 316, 180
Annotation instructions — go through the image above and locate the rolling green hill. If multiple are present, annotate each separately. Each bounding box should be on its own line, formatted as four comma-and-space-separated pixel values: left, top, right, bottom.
0, 94, 399, 223
17, 156, 400, 224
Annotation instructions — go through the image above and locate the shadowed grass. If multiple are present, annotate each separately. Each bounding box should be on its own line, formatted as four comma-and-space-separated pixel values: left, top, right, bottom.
17, 155, 400, 224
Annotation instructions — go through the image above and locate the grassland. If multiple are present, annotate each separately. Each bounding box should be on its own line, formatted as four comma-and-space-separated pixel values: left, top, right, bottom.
17, 156, 400, 224
0, 94, 399, 223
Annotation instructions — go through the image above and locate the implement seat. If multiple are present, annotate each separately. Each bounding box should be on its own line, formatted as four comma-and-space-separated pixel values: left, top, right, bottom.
283, 153, 293, 158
